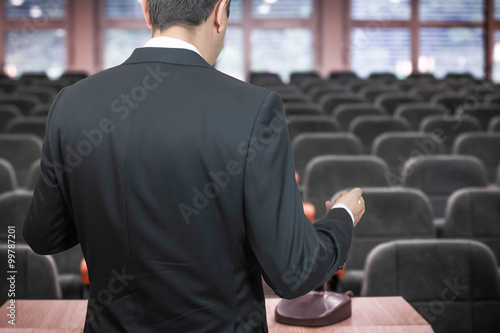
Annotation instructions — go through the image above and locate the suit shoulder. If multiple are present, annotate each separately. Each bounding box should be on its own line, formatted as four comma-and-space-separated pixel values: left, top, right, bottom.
210, 69, 275, 100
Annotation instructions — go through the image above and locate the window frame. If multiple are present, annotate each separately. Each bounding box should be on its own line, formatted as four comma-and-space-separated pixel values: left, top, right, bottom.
0, 0, 73, 76
347, 0, 491, 78
96, 0, 321, 81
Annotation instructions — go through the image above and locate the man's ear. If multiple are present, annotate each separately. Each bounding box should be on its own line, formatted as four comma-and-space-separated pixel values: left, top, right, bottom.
214, 0, 229, 33
141, 0, 153, 30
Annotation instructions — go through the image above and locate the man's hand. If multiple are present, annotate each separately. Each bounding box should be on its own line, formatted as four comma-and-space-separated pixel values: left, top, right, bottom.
325, 188, 365, 227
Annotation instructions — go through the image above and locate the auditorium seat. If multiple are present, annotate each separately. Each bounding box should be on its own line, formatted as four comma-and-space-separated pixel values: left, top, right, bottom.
358, 86, 398, 103
396, 80, 419, 92
25, 159, 40, 191
0, 159, 16, 194
15, 86, 58, 104
329, 71, 358, 83
292, 133, 363, 181
0, 190, 33, 243
419, 115, 482, 153
38, 80, 69, 92
303, 156, 389, 214
0, 79, 21, 94
408, 73, 436, 81
409, 86, 451, 103
347, 80, 370, 93
337, 188, 434, 296
498, 165, 500, 187
0, 244, 61, 304
20, 72, 48, 84
0, 105, 22, 131
374, 93, 422, 115
453, 132, 500, 183
319, 92, 365, 115
5, 117, 46, 139
456, 105, 500, 130
394, 103, 447, 130
29, 103, 52, 117
290, 72, 321, 86
368, 72, 397, 84
0, 94, 42, 116
61, 71, 88, 84
431, 93, 468, 114
287, 116, 341, 142
443, 188, 500, 271
278, 91, 310, 104
361, 239, 500, 333
372, 132, 445, 185
0, 134, 43, 187
349, 116, 411, 153
445, 73, 475, 81
486, 93, 500, 105
283, 103, 323, 116
308, 86, 347, 103
401, 156, 488, 232
249, 72, 282, 86
261, 84, 300, 95
297, 78, 328, 92
333, 103, 386, 131
489, 116, 500, 132
51, 245, 85, 299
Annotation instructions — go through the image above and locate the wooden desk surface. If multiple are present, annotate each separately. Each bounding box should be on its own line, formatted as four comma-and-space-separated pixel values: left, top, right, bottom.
0, 297, 432, 332
266, 297, 433, 333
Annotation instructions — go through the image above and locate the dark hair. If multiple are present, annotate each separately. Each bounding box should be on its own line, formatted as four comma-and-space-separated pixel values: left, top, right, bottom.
147, 0, 231, 31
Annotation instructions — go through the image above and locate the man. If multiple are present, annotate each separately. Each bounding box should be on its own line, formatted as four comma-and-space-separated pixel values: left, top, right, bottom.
24, 0, 365, 332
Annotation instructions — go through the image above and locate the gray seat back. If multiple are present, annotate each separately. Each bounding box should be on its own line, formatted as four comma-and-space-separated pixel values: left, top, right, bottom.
361, 239, 500, 333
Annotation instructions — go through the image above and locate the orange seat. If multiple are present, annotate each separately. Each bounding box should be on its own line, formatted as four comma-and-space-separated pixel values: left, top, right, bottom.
303, 201, 315, 223
80, 259, 89, 285
295, 172, 300, 186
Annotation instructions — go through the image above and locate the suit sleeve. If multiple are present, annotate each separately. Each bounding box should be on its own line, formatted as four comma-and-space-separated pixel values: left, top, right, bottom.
23, 89, 79, 255
243, 91, 353, 299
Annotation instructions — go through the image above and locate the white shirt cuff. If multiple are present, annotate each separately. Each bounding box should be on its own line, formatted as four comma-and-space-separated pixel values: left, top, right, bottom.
331, 203, 355, 225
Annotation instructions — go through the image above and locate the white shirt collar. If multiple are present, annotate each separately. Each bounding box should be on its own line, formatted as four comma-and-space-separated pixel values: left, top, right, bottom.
143, 36, 202, 57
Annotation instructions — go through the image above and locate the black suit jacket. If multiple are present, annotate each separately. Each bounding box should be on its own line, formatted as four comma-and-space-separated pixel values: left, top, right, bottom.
24, 48, 353, 332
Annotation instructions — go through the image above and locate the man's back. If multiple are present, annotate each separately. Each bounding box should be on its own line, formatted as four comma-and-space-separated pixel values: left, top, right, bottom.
24, 47, 354, 332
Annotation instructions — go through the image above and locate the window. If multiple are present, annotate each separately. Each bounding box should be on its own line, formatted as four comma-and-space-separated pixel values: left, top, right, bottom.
2, 0, 67, 78
419, 28, 484, 78
252, 0, 313, 19
227, 0, 318, 81
350, 0, 487, 79
493, 31, 500, 82
420, 0, 484, 22
351, 0, 411, 21
495, 0, 500, 21
251, 28, 313, 80
106, 0, 143, 19
4, 30, 66, 78
351, 28, 412, 78
4, 0, 65, 19
229, 0, 243, 22
216, 27, 245, 80
98, 0, 318, 81
104, 29, 151, 69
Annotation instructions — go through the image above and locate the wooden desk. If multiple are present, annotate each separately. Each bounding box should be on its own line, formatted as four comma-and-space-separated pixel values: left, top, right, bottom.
266, 297, 433, 332
0, 297, 432, 332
